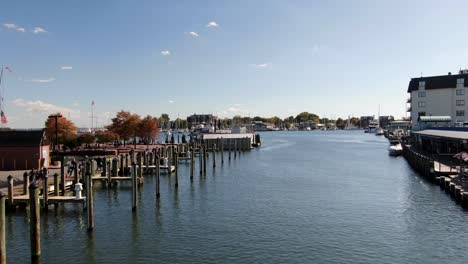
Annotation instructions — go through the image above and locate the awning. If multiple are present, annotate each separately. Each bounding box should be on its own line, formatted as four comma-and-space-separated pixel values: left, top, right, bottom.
418, 116, 451, 122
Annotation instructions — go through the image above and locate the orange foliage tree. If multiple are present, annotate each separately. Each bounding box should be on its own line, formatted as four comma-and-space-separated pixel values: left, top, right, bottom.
95, 130, 118, 143
44, 113, 77, 145
107, 110, 141, 145
137, 115, 159, 143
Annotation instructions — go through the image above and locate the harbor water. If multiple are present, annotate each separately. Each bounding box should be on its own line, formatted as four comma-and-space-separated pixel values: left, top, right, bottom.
6, 131, 468, 263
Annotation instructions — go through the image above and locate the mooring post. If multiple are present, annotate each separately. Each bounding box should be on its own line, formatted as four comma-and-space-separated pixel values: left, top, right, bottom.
102, 157, 107, 176
86, 161, 94, 231
0, 191, 5, 264
156, 155, 161, 198
54, 173, 59, 196
60, 156, 65, 195
7, 176, 13, 208
42, 173, 49, 211
29, 181, 41, 263
112, 157, 118, 177
73, 160, 78, 184
221, 138, 224, 165
229, 138, 231, 160
199, 145, 203, 176
126, 154, 130, 176
23, 172, 29, 196
190, 147, 194, 180
234, 140, 237, 159
131, 162, 137, 211
203, 144, 207, 174
137, 152, 143, 182
107, 160, 112, 187
174, 149, 179, 188
212, 144, 216, 168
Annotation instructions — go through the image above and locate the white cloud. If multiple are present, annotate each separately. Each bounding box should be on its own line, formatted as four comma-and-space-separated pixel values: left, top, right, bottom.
189, 31, 199, 37
161, 50, 171, 56
61, 66, 73, 70
3, 23, 17, 29
206, 21, 219, 28
27, 78, 55, 83
250, 62, 272, 69
168, 100, 174, 104
16, 27, 25, 32
218, 104, 249, 118
13, 98, 77, 115
33, 27, 47, 34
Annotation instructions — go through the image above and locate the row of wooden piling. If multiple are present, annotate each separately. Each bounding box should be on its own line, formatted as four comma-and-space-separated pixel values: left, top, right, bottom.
0, 139, 253, 263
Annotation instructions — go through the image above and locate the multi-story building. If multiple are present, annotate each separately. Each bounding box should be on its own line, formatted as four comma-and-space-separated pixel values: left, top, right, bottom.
186, 114, 218, 128
379, 116, 394, 128
407, 70, 468, 125
360, 116, 374, 128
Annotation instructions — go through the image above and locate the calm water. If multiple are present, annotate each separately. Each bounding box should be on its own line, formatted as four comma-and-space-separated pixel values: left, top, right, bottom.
6, 131, 468, 263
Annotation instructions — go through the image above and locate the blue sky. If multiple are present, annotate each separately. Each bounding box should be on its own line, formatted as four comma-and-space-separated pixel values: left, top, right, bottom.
1, 0, 468, 128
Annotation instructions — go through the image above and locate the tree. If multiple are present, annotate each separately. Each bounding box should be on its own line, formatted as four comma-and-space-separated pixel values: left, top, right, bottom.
336, 118, 345, 129
232, 115, 243, 125
44, 113, 77, 145
95, 130, 118, 143
350, 117, 360, 127
158, 114, 170, 130
138, 115, 159, 143
77, 132, 95, 145
107, 110, 141, 145
295, 112, 320, 123
242, 116, 252, 125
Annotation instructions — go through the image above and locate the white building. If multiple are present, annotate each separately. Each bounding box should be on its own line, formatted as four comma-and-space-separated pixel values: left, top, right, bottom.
408, 70, 468, 126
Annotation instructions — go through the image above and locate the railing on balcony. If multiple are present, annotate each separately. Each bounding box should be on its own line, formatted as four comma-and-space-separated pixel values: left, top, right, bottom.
407, 106, 412, 112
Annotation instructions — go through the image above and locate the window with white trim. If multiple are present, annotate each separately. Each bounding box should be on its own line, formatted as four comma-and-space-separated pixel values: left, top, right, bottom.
418, 81, 425, 89
456, 89, 465, 95
418, 91, 426, 97
456, 110, 465, 117
418, 101, 426, 107
457, 78, 464, 85
456, 100, 465, 106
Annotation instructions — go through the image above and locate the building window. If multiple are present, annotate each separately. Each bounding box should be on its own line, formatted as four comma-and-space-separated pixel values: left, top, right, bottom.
457, 78, 465, 85
456, 100, 465, 106
418, 91, 426, 97
418, 81, 425, 89
418, 101, 426, 107
457, 89, 465, 95
457, 110, 465, 117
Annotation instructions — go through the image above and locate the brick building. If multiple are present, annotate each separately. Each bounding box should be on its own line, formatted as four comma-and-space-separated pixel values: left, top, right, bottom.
0, 129, 49, 170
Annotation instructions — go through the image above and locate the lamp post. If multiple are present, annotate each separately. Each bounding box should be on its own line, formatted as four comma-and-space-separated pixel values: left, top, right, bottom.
50, 114, 63, 152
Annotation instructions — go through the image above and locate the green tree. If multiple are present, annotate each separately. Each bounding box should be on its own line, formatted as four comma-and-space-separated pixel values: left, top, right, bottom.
158, 114, 170, 130
336, 118, 345, 129
295, 112, 320, 123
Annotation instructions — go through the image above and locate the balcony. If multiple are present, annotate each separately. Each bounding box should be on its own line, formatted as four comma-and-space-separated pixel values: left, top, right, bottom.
407, 97, 411, 103
407, 106, 412, 112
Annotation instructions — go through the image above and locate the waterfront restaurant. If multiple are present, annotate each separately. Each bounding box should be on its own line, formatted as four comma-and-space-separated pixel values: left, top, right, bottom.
412, 129, 468, 158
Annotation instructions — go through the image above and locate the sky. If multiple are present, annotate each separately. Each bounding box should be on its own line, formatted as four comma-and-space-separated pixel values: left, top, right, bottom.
2, 0, 468, 128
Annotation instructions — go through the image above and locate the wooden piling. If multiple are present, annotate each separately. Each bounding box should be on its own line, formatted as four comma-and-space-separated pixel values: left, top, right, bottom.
0, 191, 5, 264
156, 155, 160, 198
190, 147, 194, 180
234, 140, 237, 158
42, 173, 49, 211
119, 154, 124, 176
54, 173, 59, 196
199, 145, 203, 176
107, 160, 112, 187
229, 138, 231, 160
203, 145, 207, 174
60, 156, 66, 195
7, 176, 13, 208
212, 144, 216, 168
131, 163, 137, 211
29, 181, 41, 263
23, 172, 29, 196
221, 138, 224, 165
85, 161, 94, 231
174, 149, 179, 188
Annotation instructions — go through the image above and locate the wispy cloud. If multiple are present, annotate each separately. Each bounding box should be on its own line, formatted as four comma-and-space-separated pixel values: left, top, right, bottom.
161, 50, 171, 56
250, 62, 272, 69
3, 23, 17, 29
13, 98, 77, 114
219, 104, 249, 117
61, 66, 73, 70
206, 21, 219, 28
168, 100, 174, 104
33, 27, 47, 34
16, 27, 25, 32
27, 78, 56, 83
189, 31, 199, 37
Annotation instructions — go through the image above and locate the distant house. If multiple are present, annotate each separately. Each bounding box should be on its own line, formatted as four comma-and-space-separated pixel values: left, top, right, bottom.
187, 114, 218, 128
0, 129, 49, 170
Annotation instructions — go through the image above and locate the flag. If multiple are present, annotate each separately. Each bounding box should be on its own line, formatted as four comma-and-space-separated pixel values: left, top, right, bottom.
91, 100, 95, 106
4, 67, 12, 73
1, 111, 7, 124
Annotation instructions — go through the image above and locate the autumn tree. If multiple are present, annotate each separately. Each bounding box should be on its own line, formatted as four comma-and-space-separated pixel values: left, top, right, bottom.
95, 130, 118, 143
107, 110, 141, 145
44, 113, 77, 147
77, 132, 95, 145
137, 115, 159, 143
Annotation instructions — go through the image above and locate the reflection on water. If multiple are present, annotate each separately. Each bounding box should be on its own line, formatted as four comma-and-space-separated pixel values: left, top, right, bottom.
6, 131, 468, 264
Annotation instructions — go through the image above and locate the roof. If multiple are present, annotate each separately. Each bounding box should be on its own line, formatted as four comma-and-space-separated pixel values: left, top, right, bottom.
414, 129, 468, 140
0, 129, 45, 147
407, 73, 468, 92
418, 116, 451, 122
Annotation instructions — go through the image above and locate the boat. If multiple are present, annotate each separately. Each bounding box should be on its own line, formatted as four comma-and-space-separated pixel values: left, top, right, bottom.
375, 127, 384, 135
388, 141, 402, 156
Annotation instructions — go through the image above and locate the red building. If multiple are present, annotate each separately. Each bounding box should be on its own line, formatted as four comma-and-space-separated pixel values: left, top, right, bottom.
0, 129, 49, 170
